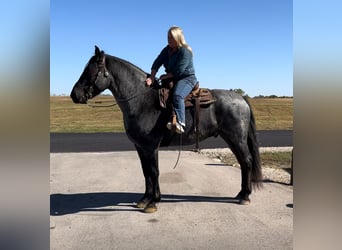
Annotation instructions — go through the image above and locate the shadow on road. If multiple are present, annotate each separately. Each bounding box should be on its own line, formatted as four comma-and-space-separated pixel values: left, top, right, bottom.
50, 192, 241, 215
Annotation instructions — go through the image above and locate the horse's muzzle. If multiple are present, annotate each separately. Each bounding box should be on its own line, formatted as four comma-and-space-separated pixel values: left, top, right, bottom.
70, 91, 87, 104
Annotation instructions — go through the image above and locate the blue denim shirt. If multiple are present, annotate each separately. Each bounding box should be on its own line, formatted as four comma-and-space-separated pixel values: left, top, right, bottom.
151, 45, 196, 80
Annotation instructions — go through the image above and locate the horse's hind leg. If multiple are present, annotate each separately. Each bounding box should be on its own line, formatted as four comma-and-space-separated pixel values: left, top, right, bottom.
232, 143, 253, 204
220, 133, 253, 205
134, 145, 160, 213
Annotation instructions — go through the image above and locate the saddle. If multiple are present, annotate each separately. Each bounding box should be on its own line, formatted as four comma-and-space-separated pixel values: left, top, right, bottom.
158, 81, 216, 109
157, 80, 216, 151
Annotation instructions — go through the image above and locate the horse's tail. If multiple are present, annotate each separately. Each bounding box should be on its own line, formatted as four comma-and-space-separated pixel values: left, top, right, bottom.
244, 96, 263, 189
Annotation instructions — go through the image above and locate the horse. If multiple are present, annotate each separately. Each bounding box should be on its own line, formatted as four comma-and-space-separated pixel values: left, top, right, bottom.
70, 45, 263, 213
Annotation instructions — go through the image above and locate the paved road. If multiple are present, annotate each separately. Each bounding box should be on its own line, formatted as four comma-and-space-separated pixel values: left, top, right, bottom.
50, 151, 293, 249
50, 130, 292, 152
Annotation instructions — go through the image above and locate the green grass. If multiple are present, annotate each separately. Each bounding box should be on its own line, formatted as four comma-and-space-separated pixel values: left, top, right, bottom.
50, 95, 293, 133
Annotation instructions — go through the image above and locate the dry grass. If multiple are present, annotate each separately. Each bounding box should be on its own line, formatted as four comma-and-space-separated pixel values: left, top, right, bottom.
50, 96, 293, 133
220, 150, 292, 168
50, 95, 124, 133
248, 98, 293, 130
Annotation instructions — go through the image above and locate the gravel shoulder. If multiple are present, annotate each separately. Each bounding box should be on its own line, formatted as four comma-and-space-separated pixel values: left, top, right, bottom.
200, 147, 293, 185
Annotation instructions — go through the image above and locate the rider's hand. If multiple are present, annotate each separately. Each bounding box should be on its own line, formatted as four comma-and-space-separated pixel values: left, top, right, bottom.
145, 77, 154, 86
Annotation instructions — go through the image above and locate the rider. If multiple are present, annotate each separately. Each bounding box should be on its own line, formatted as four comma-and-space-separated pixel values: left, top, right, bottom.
145, 26, 198, 134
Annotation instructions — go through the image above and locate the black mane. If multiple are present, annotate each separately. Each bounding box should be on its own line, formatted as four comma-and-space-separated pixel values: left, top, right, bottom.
106, 54, 148, 76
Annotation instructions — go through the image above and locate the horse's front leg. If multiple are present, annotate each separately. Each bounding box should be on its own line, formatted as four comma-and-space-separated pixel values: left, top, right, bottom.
134, 145, 160, 213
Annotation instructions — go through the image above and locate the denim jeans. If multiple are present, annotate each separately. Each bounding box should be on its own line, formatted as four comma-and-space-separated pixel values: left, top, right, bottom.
173, 75, 197, 126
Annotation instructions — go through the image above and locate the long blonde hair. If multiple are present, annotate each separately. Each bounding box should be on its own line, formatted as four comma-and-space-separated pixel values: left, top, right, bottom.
168, 26, 193, 54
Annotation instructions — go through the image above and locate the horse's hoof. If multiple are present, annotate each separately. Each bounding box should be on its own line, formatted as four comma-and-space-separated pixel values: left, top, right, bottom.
135, 200, 148, 209
143, 203, 158, 213
239, 199, 251, 205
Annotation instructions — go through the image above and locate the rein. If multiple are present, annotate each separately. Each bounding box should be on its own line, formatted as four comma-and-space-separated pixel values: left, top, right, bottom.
86, 93, 140, 108
87, 100, 117, 108
87, 81, 151, 108
172, 134, 182, 169
115, 92, 140, 103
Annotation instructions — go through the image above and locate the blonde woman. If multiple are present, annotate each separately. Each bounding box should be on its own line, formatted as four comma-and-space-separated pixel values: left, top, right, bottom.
145, 26, 198, 134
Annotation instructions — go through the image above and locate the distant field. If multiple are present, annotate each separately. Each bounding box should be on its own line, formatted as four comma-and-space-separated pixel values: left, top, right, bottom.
50, 95, 293, 133
249, 97, 293, 130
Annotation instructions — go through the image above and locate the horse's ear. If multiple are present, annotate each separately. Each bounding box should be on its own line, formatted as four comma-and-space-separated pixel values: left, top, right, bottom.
99, 52, 106, 65
95, 45, 101, 56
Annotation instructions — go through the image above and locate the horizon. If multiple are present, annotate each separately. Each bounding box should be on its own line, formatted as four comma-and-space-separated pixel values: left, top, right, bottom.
50, 92, 294, 98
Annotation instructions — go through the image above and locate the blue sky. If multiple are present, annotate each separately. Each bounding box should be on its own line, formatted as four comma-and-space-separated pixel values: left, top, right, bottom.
50, 0, 293, 97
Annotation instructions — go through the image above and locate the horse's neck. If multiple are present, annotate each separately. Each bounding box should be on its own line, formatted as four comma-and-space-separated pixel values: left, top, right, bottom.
108, 57, 142, 96
107, 56, 155, 114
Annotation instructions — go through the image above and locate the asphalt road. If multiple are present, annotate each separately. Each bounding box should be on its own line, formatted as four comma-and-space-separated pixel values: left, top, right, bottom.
50, 130, 292, 153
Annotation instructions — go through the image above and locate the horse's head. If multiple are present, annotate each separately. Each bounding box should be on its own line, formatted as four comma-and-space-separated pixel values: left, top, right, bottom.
70, 45, 113, 104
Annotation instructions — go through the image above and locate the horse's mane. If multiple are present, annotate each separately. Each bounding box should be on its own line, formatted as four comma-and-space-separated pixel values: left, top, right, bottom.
105, 54, 148, 76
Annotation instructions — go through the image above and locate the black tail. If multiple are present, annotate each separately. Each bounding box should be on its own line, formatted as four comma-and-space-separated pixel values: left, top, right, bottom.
244, 97, 263, 189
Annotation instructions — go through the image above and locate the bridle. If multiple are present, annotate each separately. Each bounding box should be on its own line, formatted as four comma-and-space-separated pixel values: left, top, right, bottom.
94, 55, 110, 88
87, 54, 151, 106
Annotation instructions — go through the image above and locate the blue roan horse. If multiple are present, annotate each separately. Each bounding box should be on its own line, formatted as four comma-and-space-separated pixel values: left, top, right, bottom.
71, 46, 263, 213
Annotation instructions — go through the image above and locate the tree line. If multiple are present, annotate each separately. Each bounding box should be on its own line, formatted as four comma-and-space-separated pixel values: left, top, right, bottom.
229, 89, 293, 98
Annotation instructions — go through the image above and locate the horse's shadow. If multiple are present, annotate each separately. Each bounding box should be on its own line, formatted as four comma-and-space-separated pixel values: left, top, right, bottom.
50, 192, 240, 215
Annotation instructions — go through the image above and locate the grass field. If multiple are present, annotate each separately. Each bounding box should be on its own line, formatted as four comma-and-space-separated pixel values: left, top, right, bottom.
50, 95, 293, 133
50, 95, 124, 132
250, 98, 293, 130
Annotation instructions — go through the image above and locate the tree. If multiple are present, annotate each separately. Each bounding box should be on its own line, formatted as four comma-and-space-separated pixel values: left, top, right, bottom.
230, 88, 245, 96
